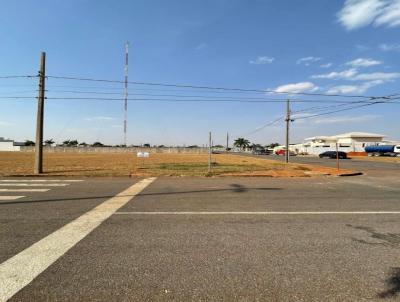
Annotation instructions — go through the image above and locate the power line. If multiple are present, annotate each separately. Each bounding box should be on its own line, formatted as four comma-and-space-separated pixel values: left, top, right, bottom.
46, 75, 377, 99
42, 96, 400, 104
294, 102, 381, 120
45, 89, 381, 104
0, 75, 36, 79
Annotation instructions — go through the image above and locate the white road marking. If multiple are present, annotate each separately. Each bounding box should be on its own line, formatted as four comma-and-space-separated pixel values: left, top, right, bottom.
0, 196, 25, 201
115, 211, 400, 215
0, 189, 50, 192
0, 177, 156, 302
0, 184, 68, 187
0, 180, 82, 182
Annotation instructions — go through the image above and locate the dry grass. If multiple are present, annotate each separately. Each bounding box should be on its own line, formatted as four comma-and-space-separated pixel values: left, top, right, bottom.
0, 152, 352, 177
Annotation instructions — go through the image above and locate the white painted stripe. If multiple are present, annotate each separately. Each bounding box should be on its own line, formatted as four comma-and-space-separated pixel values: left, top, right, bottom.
0, 177, 156, 302
0, 189, 50, 192
0, 184, 68, 187
115, 211, 400, 215
0, 196, 25, 201
0, 180, 82, 183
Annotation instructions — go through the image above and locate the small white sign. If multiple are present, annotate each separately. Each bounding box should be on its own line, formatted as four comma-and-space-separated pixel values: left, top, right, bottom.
137, 152, 150, 158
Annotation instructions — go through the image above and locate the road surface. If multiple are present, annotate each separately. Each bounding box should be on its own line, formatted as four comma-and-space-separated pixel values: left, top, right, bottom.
1, 168, 400, 301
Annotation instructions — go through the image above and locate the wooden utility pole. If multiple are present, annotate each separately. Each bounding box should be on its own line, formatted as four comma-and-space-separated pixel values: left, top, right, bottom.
34, 52, 46, 174
226, 132, 229, 151
285, 99, 290, 163
208, 131, 212, 173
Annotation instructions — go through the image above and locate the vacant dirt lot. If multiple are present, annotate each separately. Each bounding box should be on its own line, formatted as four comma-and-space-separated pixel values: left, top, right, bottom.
0, 152, 350, 177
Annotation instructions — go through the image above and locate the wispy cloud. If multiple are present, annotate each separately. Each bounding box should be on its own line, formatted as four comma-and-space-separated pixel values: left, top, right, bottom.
84, 116, 116, 122
313, 114, 382, 124
345, 58, 382, 67
320, 63, 333, 68
312, 68, 400, 81
326, 80, 383, 94
379, 43, 400, 51
296, 56, 322, 66
249, 56, 275, 64
337, 0, 400, 30
273, 82, 318, 94
311, 68, 358, 80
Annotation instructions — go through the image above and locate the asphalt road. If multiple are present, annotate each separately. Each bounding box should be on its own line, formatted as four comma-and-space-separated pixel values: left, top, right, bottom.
242, 153, 400, 173
1, 168, 400, 301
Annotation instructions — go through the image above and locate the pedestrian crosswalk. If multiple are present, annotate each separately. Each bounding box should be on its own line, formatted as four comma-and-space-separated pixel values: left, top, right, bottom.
0, 179, 83, 202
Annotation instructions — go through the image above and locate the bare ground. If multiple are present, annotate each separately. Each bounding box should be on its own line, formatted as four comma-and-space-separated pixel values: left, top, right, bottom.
0, 152, 353, 177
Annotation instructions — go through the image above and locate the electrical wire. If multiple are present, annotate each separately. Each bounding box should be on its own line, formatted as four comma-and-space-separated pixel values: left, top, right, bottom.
46, 75, 376, 99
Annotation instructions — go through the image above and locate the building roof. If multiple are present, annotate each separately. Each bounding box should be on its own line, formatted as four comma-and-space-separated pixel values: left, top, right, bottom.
305, 132, 386, 141
332, 132, 386, 138
304, 136, 337, 141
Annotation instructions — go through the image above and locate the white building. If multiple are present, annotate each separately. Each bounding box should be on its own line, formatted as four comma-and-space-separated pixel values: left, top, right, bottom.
0, 137, 21, 151
290, 132, 387, 155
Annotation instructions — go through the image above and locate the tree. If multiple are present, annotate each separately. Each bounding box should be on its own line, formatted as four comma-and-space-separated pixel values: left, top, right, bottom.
266, 143, 280, 149
251, 143, 263, 150
79, 142, 88, 147
62, 140, 71, 146
69, 140, 78, 147
92, 142, 104, 147
143, 143, 151, 148
24, 140, 35, 146
44, 139, 54, 146
234, 138, 250, 150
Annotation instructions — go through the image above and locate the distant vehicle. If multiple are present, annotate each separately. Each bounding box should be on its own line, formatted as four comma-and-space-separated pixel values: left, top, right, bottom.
252, 149, 271, 155
275, 149, 296, 156
365, 145, 400, 157
319, 151, 347, 159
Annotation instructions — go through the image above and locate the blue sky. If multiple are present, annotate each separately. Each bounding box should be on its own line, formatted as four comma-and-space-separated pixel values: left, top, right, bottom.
1, 0, 400, 146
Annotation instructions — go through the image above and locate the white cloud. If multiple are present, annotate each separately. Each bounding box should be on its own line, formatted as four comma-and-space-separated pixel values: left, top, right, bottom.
312, 68, 400, 81
345, 58, 382, 67
355, 72, 400, 81
84, 116, 116, 122
326, 80, 384, 94
313, 114, 382, 124
337, 0, 400, 30
320, 63, 333, 68
374, 0, 400, 27
311, 68, 358, 80
379, 43, 400, 51
249, 56, 275, 64
296, 56, 322, 66
273, 82, 318, 94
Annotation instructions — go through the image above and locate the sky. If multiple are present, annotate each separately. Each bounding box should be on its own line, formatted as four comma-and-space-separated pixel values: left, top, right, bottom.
1, 0, 400, 146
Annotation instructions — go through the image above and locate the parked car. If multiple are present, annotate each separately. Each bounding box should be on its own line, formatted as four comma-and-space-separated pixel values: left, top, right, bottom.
319, 151, 347, 159
252, 149, 271, 155
275, 149, 296, 156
